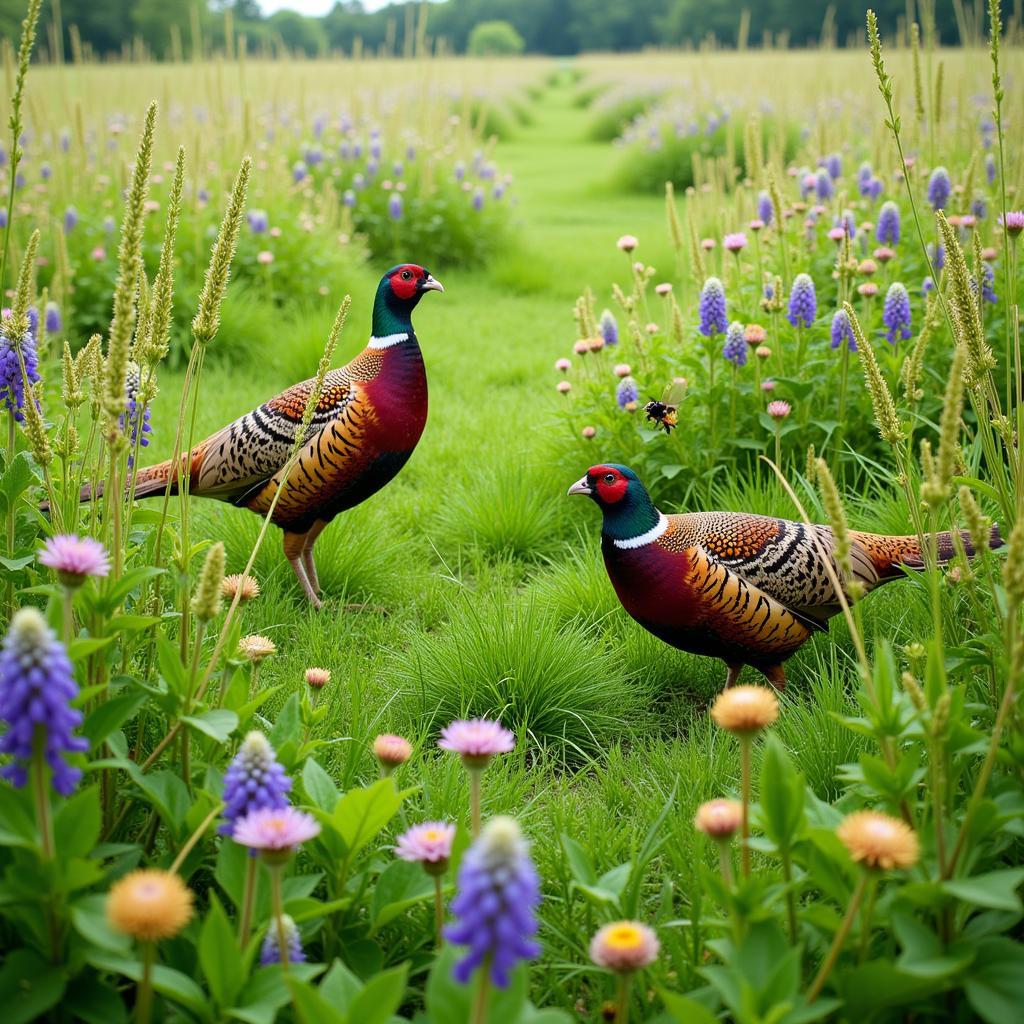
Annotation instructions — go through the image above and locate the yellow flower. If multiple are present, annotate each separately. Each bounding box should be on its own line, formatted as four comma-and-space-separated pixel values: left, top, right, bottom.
222, 573, 261, 603
694, 798, 743, 839
238, 634, 276, 661
107, 869, 193, 941
589, 920, 659, 973
710, 685, 779, 734
837, 810, 920, 870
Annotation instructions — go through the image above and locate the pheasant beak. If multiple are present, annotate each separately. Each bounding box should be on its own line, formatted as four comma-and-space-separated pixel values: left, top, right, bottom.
567, 474, 592, 496
420, 274, 444, 293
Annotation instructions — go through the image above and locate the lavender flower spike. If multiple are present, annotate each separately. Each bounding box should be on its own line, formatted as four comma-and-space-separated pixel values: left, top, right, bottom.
220, 731, 292, 835
787, 274, 817, 328
260, 915, 305, 965
445, 816, 540, 988
882, 283, 912, 343
699, 277, 728, 337
876, 201, 900, 245
830, 309, 856, 351
927, 167, 951, 210
599, 309, 619, 346
0, 607, 88, 796
722, 322, 747, 366
0, 320, 41, 423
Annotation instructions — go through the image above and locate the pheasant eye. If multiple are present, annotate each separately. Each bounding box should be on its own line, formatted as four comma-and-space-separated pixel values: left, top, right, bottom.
604, 473, 616, 484
401, 269, 412, 280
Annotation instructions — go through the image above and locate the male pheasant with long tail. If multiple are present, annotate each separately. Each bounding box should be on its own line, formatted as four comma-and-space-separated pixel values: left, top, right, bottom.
569, 464, 1002, 690
126, 264, 442, 607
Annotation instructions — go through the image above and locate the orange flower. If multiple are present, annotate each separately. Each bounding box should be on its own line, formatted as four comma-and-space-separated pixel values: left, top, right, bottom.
694, 798, 743, 839
710, 685, 779, 734
837, 810, 920, 870
238, 634, 276, 661
222, 573, 260, 602
107, 869, 193, 941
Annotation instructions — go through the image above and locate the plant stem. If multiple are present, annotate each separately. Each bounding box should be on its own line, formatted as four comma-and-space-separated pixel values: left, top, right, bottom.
433, 874, 445, 948
270, 863, 290, 970
740, 736, 752, 877
717, 840, 733, 886
807, 873, 868, 1003
857, 877, 878, 963
781, 848, 798, 941
169, 801, 223, 875
61, 585, 74, 647
470, 965, 491, 1024
239, 857, 258, 946
469, 766, 483, 839
136, 941, 155, 1024
32, 729, 54, 860
615, 972, 632, 1024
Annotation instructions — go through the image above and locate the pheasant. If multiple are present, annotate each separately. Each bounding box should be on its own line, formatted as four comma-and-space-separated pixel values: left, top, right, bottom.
126, 263, 442, 607
568, 463, 1001, 690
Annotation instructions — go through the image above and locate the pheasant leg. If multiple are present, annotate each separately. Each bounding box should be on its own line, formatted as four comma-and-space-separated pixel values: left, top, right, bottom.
301, 519, 329, 596
725, 663, 743, 688
284, 531, 322, 609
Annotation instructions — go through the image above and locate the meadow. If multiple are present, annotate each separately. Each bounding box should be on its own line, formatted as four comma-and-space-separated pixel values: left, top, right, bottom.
1, 1, 1024, 1021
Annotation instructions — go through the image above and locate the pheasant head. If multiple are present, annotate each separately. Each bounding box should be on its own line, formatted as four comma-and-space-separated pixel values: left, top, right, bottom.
372, 263, 443, 338
568, 464, 663, 544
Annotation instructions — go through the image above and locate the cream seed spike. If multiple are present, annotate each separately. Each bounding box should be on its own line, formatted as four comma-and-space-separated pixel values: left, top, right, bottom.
145, 146, 187, 367
846, 301, 904, 447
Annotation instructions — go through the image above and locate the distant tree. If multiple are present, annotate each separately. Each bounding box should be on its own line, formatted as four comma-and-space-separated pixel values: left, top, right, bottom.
467, 19, 524, 56
131, 0, 193, 57
267, 9, 327, 55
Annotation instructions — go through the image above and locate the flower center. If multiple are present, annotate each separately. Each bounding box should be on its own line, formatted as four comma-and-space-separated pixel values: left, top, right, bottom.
605, 925, 643, 950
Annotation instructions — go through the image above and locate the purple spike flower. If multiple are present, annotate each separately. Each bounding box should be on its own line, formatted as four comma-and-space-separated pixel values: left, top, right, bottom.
599, 309, 618, 346
927, 167, 951, 210
220, 731, 292, 836
0, 322, 40, 423
882, 283, 912, 343
972, 263, 997, 304
260, 914, 305, 965
756, 190, 773, 225
830, 308, 856, 351
814, 168, 833, 200
787, 273, 817, 328
471, 188, 484, 212
971, 194, 987, 220
722, 322, 747, 366
388, 192, 403, 221
121, 363, 152, 467
876, 201, 900, 245
616, 376, 638, 408
247, 209, 269, 234
292, 161, 307, 183
0, 209, 6, 229
928, 241, 945, 273
985, 153, 996, 185
444, 817, 540, 988
44, 302, 61, 335
0, 607, 88, 796
821, 153, 842, 179
63, 205, 78, 233
342, 189, 356, 208
699, 277, 728, 337
922, 276, 935, 295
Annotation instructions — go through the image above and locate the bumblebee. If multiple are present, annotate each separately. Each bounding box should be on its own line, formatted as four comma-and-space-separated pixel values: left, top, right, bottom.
643, 380, 687, 434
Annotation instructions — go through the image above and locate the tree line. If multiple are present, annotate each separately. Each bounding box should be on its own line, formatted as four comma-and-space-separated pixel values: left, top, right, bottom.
0, 0, 1014, 60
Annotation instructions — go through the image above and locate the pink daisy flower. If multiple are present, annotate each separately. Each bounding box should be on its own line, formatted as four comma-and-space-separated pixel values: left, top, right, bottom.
724, 232, 748, 252
39, 534, 111, 586
439, 718, 514, 767
233, 806, 320, 854
616, 234, 638, 252
767, 400, 791, 420
396, 821, 456, 867
590, 920, 660, 973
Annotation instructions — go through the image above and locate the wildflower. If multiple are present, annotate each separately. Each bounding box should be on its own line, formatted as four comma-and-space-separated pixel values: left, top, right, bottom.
256, 250, 274, 265
582, 426, 596, 439
39, 535, 110, 587
573, 340, 589, 355
837, 810, 920, 870
655, 282, 672, 296
814, 168, 833, 200
927, 166, 951, 210
374, 733, 412, 771
787, 273, 816, 327
555, 358, 571, 373
305, 667, 330, 689
387, 193, 403, 221
699, 277, 727, 337
396, 821, 456, 872
973, 263, 997, 304
589, 335, 606, 351
238, 634, 276, 661
44, 302, 61, 335
556, 380, 571, 394
874, 245, 895, 264
722, 322, 747, 366
221, 731, 291, 835
882, 282, 912, 343
822, 153, 841, 179
191, 542, 225, 622
0, 322, 40, 422
599, 310, 618, 346
928, 241, 945, 272
121, 363, 152, 465
755, 345, 771, 360
757, 189, 773, 225
830, 309, 856, 351
858, 281, 879, 298
91, 246, 106, 261
342, 189, 356, 207
247, 209, 269, 233
616, 235, 637, 253
710, 684, 779, 734
858, 259, 877, 276
922, 276, 935, 295
590, 921, 659, 973
875, 201, 900, 245
1000, 211, 1024, 236
749, 218, 765, 231
694, 798, 743, 838
828, 226, 845, 244
701, 237, 716, 251
260, 914, 304, 965
0, 607, 88, 796
613, 363, 632, 378
63, 205, 78, 233
233, 806, 321, 856
222, 573, 260, 603
616, 376, 639, 408
724, 232, 747, 253
445, 816, 540, 987
439, 719, 514, 769
744, 324, 766, 346
292, 160, 307, 183
985, 152, 996, 184
107, 870, 193, 942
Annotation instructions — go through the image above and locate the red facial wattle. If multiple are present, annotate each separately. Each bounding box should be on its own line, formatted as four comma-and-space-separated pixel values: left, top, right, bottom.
590, 466, 628, 504
389, 265, 423, 300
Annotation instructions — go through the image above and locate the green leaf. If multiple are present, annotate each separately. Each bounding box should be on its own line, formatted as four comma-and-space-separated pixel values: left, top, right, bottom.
0, 785, 38, 849
560, 833, 597, 886
87, 952, 212, 1020
964, 937, 1024, 1024
346, 963, 409, 1024
0, 553, 35, 571
0, 949, 66, 1024
0, 451, 38, 514
270, 693, 301, 749
325, 778, 412, 857
63, 972, 130, 1024
302, 757, 340, 812
82, 689, 148, 747
318, 959, 364, 1014
835, 960, 947, 1018
201, 895, 245, 1007
758, 735, 805, 849
70, 894, 133, 954
287, 978, 346, 1024
156, 630, 189, 699
425, 946, 527, 1024
659, 989, 720, 1024
942, 869, 1024, 913
183, 709, 239, 743
127, 767, 191, 838
54, 785, 102, 859
370, 859, 437, 931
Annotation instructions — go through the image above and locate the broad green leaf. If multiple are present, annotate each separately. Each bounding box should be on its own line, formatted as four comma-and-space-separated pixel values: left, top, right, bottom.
127, 767, 191, 838
201, 895, 245, 1007
759, 735, 804, 849
0, 785, 38, 849
964, 937, 1024, 1024
0, 451, 38, 513
63, 972, 130, 1024
82, 689, 148, 747
370, 859, 437, 931
326, 778, 413, 857
286, 978, 346, 1024
319, 959, 363, 1014
560, 833, 597, 886
302, 757, 340, 812
270, 693, 302, 749
659, 990, 720, 1024
0, 949, 66, 1024
54, 785, 102, 859
183, 709, 239, 743
942, 869, 1024, 913
346, 963, 409, 1024
87, 952, 212, 1020
70, 894, 132, 954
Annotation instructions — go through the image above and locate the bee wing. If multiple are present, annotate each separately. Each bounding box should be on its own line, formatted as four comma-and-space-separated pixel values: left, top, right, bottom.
663, 380, 687, 407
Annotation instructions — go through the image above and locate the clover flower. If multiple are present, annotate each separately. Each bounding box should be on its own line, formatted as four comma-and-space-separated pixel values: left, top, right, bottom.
233, 806, 320, 855
396, 821, 456, 872
722, 322, 747, 366
590, 921, 659, 973
724, 232, 747, 253
710, 684, 779, 734
767, 400, 791, 421
107, 869, 193, 942
694, 798, 743, 838
837, 810, 920, 870
698, 277, 727, 337
305, 667, 330, 689
787, 273, 817, 327
876, 201, 900, 245
222, 573, 260, 603
927, 166, 951, 210
39, 535, 111, 587
0, 322, 40, 423
220, 731, 292, 835
555, 357, 571, 373
1000, 211, 1024, 236
0, 607, 88, 796
374, 733, 412, 771
830, 309, 856, 352
882, 282, 912, 343
439, 718, 515, 769
445, 816, 540, 987
616, 376, 639, 408
616, 235, 637, 252
260, 914, 304, 965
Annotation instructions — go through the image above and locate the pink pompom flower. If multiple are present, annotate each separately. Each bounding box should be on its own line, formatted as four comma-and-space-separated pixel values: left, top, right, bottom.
439, 718, 514, 767
590, 920, 660, 973
39, 534, 111, 587
396, 821, 456, 873
233, 807, 320, 863
767, 400, 791, 420
724, 232, 748, 252
616, 234, 638, 252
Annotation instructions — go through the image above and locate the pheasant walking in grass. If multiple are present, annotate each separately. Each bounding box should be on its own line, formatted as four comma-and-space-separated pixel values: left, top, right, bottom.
122, 264, 442, 607
569, 464, 1002, 690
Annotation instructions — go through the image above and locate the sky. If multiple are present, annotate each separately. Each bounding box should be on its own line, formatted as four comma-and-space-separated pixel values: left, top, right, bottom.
258, 0, 392, 14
